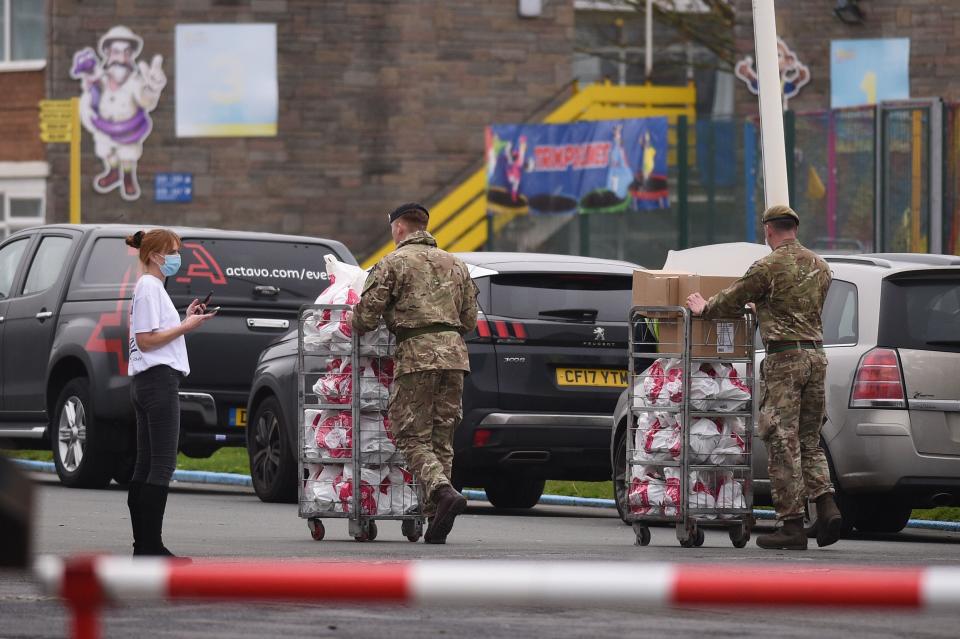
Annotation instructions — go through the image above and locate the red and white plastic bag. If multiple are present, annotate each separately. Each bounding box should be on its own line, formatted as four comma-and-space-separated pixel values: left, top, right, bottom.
335, 464, 388, 515
304, 463, 342, 512
635, 358, 684, 408
379, 466, 419, 515
689, 471, 717, 520
715, 471, 747, 517
358, 412, 397, 464
634, 412, 681, 462
314, 410, 353, 459
709, 417, 748, 465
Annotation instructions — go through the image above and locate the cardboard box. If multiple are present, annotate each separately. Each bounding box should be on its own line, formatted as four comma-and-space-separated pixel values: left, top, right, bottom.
631, 270, 751, 359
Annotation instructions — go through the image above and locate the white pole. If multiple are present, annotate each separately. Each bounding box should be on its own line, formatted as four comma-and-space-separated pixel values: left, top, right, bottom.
645, 0, 653, 82
752, 0, 790, 209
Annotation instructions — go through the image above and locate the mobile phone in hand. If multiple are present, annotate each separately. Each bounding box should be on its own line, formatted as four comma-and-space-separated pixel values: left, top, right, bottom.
202, 291, 213, 306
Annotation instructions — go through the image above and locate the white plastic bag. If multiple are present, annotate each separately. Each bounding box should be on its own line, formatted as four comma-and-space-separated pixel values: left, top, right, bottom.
689, 369, 721, 410
715, 472, 747, 518
636, 358, 684, 408
709, 419, 748, 465
689, 471, 717, 520
698, 362, 751, 412
313, 410, 353, 459
303, 409, 323, 460
687, 417, 722, 464
635, 412, 681, 461
358, 412, 397, 464
304, 463, 342, 512
379, 466, 419, 515
311, 358, 391, 412
336, 464, 388, 515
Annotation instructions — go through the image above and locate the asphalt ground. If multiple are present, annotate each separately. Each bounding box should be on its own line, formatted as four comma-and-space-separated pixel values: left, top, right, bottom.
2, 476, 959, 638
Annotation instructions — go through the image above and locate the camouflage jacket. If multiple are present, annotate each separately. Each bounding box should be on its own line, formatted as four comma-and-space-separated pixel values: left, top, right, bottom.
352, 231, 478, 377
702, 239, 832, 346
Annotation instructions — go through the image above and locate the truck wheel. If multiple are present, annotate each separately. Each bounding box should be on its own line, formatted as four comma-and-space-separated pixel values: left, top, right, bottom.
483, 475, 545, 510
248, 396, 297, 503
51, 378, 113, 488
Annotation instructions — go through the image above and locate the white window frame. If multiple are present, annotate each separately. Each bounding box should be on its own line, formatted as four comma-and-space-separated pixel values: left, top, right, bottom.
0, 161, 48, 239
0, 0, 47, 71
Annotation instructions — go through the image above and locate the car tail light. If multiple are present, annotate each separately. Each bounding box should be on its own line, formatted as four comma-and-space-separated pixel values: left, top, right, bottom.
511, 322, 527, 341
494, 320, 510, 339
850, 348, 906, 408
470, 312, 493, 343
473, 428, 493, 447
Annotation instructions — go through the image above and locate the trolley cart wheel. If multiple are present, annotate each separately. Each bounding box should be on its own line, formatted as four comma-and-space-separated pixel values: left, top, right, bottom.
632, 522, 651, 546
730, 525, 750, 549
354, 520, 378, 542
308, 518, 325, 541
692, 527, 705, 547
401, 518, 423, 543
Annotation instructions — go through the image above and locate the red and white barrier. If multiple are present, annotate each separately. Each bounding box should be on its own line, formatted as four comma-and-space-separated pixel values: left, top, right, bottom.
35, 556, 960, 639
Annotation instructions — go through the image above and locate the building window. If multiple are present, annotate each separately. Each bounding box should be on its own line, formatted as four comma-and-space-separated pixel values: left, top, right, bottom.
0, 189, 45, 238
1, 0, 46, 64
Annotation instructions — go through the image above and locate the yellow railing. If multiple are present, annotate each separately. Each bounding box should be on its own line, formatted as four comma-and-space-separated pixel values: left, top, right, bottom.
361, 82, 696, 268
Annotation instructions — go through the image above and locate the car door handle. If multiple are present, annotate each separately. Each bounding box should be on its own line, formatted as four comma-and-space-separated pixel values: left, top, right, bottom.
36, 311, 54, 320
246, 318, 289, 329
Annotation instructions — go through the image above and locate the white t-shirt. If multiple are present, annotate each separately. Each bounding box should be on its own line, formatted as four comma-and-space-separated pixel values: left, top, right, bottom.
128, 274, 190, 377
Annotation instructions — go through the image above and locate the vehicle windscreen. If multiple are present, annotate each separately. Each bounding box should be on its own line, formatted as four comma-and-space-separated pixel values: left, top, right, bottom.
878, 272, 960, 353
165, 238, 339, 307
489, 273, 632, 322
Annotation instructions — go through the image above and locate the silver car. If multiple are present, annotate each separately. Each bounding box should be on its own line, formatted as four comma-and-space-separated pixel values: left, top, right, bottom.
611, 252, 960, 534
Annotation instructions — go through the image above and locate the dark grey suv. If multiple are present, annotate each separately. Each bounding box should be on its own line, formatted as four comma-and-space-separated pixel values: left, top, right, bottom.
0, 224, 353, 488
247, 252, 655, 507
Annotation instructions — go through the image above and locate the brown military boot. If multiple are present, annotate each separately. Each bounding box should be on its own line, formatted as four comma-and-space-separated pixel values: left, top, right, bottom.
815, 493, 843, 547
424, 484, 467, 544
756, 518, 807, 550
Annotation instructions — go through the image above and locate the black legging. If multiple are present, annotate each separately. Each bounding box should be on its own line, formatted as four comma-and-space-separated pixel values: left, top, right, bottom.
130, 365, 181, 486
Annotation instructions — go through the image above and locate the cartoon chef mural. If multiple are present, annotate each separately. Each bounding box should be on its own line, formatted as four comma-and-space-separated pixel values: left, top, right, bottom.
70, 26, 166, 201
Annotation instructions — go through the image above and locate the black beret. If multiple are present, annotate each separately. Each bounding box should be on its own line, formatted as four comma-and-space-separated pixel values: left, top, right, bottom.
389, 202, 430, 224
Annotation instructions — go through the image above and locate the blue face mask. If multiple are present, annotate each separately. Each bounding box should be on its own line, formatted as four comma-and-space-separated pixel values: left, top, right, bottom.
159, 253, 182, 277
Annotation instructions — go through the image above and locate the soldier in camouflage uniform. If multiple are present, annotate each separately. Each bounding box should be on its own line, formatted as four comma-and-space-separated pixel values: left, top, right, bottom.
352, 203, 478, 544
687, 205, 843, 550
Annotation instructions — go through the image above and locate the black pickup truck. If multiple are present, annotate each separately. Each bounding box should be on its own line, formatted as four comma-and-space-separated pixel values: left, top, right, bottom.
0, 224, 353, 488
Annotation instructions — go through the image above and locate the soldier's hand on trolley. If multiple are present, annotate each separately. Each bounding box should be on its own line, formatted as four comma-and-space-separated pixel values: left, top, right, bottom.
686, 292, 707, 316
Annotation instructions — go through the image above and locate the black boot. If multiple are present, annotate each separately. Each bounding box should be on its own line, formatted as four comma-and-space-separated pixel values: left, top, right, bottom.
424, 484, 467, 544
127, 481, 144, 555
756, 518, 807, 550
815, 493, 843, 548
139, 483, 189, 560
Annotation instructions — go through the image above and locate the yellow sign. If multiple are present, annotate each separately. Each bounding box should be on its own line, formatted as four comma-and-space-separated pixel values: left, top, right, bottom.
39, 99, 75, 144
555, 368, 629, 388
40, 132, 71, 143
36, 98, 82, 223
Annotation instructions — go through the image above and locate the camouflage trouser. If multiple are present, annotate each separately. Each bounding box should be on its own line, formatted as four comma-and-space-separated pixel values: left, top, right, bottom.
758, 349, 833, 521
388, 369, 465, 516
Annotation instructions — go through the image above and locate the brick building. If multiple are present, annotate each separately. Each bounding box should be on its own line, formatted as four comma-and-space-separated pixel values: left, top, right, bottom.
732, 0, 960, 116
31, 0, 574, 258
4, 1, 960, 256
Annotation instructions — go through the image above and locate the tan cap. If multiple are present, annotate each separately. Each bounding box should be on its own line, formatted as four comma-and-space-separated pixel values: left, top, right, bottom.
762, 204, 800, 225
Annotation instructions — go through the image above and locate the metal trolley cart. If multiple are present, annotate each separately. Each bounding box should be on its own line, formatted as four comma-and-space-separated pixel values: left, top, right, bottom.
296, 304, 425, 543
626, 306, 756, 548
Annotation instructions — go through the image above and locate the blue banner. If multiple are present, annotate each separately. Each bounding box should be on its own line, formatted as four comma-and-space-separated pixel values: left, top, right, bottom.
485, 118, 669, 216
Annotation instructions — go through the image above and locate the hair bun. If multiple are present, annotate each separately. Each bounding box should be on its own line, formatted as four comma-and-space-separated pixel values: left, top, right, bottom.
125, 230, 145, 249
